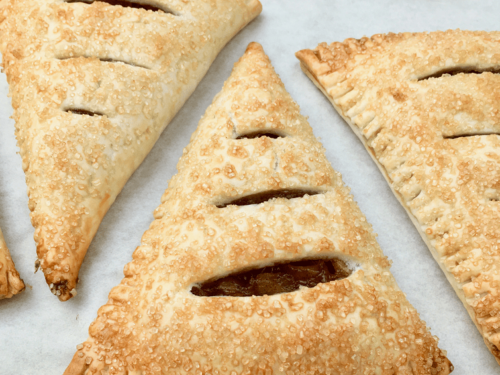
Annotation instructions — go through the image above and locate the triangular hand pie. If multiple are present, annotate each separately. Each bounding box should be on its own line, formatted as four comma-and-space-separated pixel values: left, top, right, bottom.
0, 0, 261, 300
296, 30, 500, 363
0, 226, 24, 299
64, 43, 451, 375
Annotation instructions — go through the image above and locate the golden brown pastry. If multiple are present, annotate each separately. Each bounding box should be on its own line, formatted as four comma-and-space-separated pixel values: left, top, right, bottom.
0, 226, 24, 299
296, 30, 500, 364
0, 0, 261, 301
64, 42, 452, 375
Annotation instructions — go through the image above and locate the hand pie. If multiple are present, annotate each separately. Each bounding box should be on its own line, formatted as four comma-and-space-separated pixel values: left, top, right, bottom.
64, 42, 452, 375
0, 0, 261, 301
0, 226, 24, 299
296, 30, 500, 363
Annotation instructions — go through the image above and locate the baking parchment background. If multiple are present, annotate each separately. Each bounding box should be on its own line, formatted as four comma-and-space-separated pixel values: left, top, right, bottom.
0, 1, 498, 374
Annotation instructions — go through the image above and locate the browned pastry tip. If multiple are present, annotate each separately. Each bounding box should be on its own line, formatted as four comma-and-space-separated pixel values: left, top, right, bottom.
0, 227, 25, 299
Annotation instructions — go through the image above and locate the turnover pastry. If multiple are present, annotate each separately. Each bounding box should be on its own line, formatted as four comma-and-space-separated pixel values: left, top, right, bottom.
0, 226, 24, 299
0, 0, 261, 301
296, 30, 500, 363
64, 42, 452, 375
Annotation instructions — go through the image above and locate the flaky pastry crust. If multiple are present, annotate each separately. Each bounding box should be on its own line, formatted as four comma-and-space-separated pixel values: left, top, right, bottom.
64, 43, 451, 375
0, 0, 261, 300
0, 226, 24, 299
296, 29, 500, 363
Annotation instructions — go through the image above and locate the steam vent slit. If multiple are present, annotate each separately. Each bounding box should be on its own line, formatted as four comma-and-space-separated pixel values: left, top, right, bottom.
443, 132, 500, 140
235, 131, 285, 140
65, 108, 104, 117
64, 0, 177, 14
57, 56, 151, 70
216, 189, 321, 208
191, 258, 352, 297
418, 66, 500, 80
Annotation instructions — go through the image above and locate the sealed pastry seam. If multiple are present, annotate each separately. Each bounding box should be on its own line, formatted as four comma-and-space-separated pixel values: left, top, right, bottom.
64, 42, 452, 375
0, 0, 261, 300
296, 29, 500, 363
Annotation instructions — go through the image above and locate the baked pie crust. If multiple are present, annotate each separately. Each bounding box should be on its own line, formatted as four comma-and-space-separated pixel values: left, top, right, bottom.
296, 30, 500, 363
0, 0, 261, 300
64, 42, 452, 375
0, 226, 24, 299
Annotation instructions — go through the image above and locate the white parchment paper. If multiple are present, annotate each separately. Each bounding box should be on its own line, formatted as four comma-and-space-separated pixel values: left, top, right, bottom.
0, 1, 498, 374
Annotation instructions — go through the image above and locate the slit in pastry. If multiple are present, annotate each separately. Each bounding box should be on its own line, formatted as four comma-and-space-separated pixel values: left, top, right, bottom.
418, 66, 500, 81
64, 0, 177, 14
216, 189, 321, 208
235, 131, 285, 140
191, 257, 352, 297
57, 56, 151, 70
443, 132, 500, 140
65, 108, 104, 117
